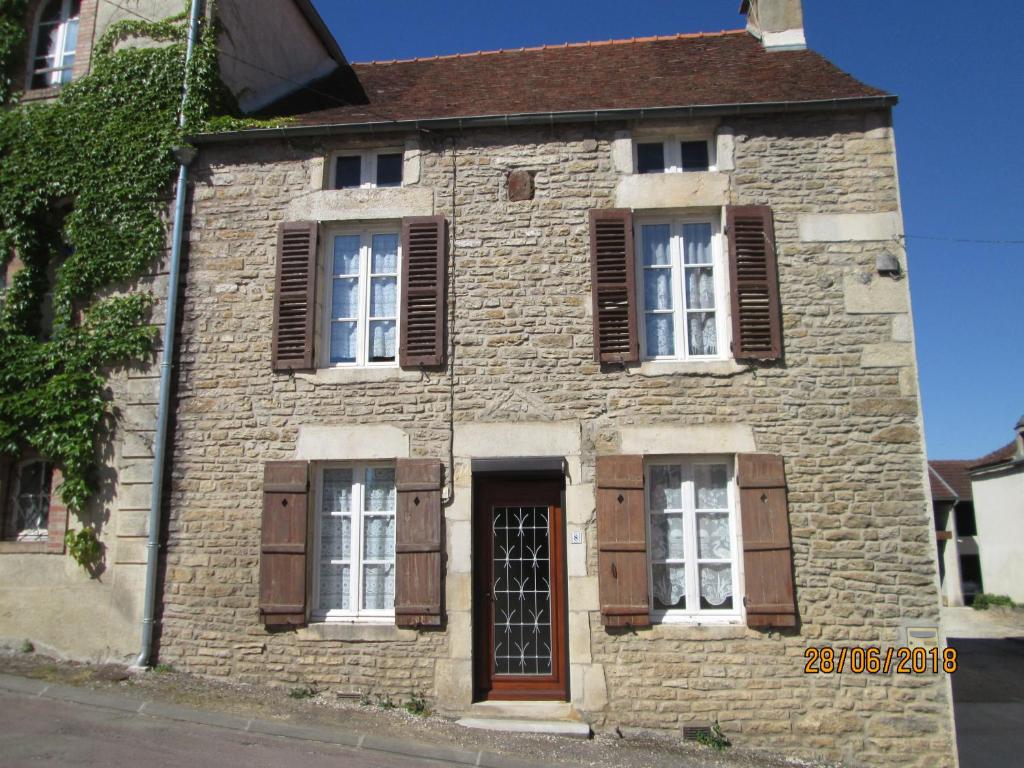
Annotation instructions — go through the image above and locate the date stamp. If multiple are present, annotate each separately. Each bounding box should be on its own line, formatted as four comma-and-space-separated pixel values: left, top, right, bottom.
804, 646, 958, 674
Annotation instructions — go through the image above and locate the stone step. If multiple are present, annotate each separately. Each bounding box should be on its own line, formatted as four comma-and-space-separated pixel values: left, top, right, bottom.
456, 717, 592, 739
467, 700, 578, 721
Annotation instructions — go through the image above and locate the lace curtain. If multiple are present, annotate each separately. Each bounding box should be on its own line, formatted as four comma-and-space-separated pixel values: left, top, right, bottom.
653, 564, 685, 609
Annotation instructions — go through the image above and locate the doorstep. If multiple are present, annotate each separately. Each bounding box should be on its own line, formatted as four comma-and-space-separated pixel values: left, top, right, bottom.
457, 701, 592, 739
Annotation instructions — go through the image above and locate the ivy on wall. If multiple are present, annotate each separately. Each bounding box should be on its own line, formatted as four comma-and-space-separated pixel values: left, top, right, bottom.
0, 3, 229, 514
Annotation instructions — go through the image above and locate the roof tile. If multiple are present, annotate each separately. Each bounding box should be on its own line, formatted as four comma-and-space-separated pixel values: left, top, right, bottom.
261, 31, 891, 127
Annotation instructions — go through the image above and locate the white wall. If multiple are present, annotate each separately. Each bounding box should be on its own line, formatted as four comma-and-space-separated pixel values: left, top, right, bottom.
973, 468, 1024, 602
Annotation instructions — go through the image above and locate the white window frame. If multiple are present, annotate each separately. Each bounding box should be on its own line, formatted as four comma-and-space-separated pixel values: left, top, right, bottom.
321, 226, 402, 369
27, 0, 80, 90
329, 149, 404, 189
645, 457, 743, 624
312, 463, 396, 623
633, 138, 717, 174
6, 458, 52, 542
634, 214, 729, 362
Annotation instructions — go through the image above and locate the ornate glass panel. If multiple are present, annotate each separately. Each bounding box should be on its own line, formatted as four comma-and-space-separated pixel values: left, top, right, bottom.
682, 223, 712, 264
492, 506, 552, 676
645, 314, 675, 357
697, 513, 731, 559
650, 513, 684, 561
649, 465, 682, 512
687, 312, 717, 356
368, 320, 396, 360
370, 234, 399, 272
362, 564, 395, 610
329, 321, 356, 363
319, 563, 350, 611
363, 515, 395, 559
694, 465, 728, 509
364, 468, 396, 512
320, 515, 351, 561
652, 564, 685, 610
685, 267, 715, 309
699, 564, 733, 609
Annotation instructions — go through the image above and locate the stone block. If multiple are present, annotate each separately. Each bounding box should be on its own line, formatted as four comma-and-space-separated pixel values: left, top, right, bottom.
620, 423, 756, 455
116, 510, 149, 538
565, 483, 594, 527
448, 572, 472, 612
434, 659, 473, 711
615, 172, 729, 209
582, 663, 608, 711
448, 610, 472, 661
454, 422, 581, 459
568, 610, 592, 665
861, 343, 915, 369
799, 212, 901, 242
568, 576, 599, 612
843, 273, 909, 314
285, 187, 434, 221
294, 425, 409, 460
448, 521, 472, 573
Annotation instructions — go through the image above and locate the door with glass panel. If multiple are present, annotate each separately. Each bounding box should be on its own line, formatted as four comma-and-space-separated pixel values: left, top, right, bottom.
473, 476, 568, 701
315, 466, 397, 619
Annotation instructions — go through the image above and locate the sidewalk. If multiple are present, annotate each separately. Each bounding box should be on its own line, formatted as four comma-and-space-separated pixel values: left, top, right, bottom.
0, 651, 822, 768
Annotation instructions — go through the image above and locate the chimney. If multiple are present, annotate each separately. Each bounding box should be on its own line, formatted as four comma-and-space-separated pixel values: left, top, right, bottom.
1016, 415, 1024, 460
740, 0, 807, 52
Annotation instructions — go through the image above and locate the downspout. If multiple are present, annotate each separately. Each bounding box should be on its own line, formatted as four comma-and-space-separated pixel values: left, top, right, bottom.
133, 0, 203, 669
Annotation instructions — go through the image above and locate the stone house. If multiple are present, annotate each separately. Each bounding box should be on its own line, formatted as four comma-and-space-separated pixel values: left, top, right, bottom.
151, 0, 960, 764
0, 0, 348, 660
931, 417, 1024, 606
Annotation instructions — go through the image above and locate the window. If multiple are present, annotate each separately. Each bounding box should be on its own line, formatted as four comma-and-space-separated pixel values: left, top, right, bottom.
646, 459, 740, 621
635, 139, 713, 174
636, 217, 727, 361
29, 0, 80, 89
323, 228, 400, 367
313, 465, 396, 620
954, 501, 977, 537
5, 459, 53, 542
331, 150, 403, 189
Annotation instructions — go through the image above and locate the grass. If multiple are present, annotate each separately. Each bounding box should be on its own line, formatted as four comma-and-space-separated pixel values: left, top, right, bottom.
971, 593, 1017, 610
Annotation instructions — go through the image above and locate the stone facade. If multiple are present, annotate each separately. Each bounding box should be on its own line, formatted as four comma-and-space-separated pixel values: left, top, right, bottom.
156, 109, 956, 767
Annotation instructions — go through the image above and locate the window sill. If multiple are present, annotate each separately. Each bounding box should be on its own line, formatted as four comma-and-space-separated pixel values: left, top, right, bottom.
643, 621, 750, 641
296, 367, 423, 386
629, 360, 747, 377
297, 622, 417, 643
0, 541, 56, 555
19, 86, 63, 103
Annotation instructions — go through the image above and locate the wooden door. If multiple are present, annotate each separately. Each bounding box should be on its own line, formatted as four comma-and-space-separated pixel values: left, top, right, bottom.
473, 475, 568, 701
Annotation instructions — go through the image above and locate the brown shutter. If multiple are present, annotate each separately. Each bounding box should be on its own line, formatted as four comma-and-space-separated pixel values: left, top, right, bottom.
727, 205, 782, 360
259, 461, 310, 627
589, 209, 639, 364
272, 222, 318, 371
394, 459, 443, 627
737, 454, 796, 628
399, 216, 447, 368
596, 455, 650, 627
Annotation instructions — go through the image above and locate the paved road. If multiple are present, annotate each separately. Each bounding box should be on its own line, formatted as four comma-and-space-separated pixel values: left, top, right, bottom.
0, 690, 455, 767
949, 637, 1024, 768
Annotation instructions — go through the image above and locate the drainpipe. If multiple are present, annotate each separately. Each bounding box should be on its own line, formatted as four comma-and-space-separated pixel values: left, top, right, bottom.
133, 0, 203, 670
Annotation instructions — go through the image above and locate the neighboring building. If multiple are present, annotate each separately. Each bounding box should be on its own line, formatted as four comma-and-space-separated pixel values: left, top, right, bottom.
929, 460, 975, 605
933, 417, 1024, 606
151, 1, 956, 764
0, 0, 348, 660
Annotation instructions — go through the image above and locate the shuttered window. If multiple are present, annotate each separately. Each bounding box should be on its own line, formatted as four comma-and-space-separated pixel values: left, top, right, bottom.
272, 222, 318, 371
313, 464, 397, 619
322, 228, 401, 367
596, 455, 650, 627
646, 459, 740, 620
394, 459, 443, 628
726, 205, 782, 360
737, 454, 797, 628
259, 461, 310, 627
399, 216, 447, 368
589, 210, 639, 364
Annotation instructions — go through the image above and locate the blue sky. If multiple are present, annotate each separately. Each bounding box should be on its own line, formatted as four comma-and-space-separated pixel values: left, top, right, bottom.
311, 1, 1023, 460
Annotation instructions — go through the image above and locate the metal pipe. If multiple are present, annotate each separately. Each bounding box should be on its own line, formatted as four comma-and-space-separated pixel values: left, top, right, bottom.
134, 0, 202, 670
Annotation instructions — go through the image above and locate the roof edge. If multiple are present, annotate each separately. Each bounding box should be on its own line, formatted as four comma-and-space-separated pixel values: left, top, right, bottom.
291, 0, 347, 65
191, 94, 898, 144
928, 465, 959, 502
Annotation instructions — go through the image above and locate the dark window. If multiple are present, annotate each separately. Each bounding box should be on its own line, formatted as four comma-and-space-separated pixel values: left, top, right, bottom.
960, 554, 983, 603
376, 153, 403, 187
680, 141, 710, 171
636, 143, 665, 174
334, 156, 362, 189
955, 501, 977, 536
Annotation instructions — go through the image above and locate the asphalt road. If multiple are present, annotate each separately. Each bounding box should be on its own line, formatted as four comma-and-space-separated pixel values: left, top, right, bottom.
949, 637, 1024, 768
0, 690, 456, 767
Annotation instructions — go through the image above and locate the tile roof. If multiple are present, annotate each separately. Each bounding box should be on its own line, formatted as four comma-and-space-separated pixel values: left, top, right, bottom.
970, 441, 1019, 471
257, 30, 892, 128
929, 460, 974, 502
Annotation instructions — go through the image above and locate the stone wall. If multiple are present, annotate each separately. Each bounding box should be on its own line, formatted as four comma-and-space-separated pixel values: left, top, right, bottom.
157, 110, 956, 767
